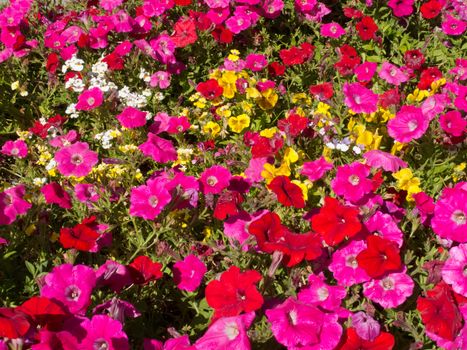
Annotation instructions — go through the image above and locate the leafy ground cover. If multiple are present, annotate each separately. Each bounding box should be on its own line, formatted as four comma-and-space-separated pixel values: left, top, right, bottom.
0, 0, 466, 349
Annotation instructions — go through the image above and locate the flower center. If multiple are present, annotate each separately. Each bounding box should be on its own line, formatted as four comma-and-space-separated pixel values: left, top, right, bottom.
345, 255, 358, 268
65, 285, 81, 301
207, 176, 218, 186
463, 265, 467, 277
348, 174, 360, 186
87, 97, 96, 106
408, 120, 418, 132
381, 277, 395, 290
354, 95, 361, 104
288, 309, 298, 326
224, 322, 240, 340
3, 194, 13, 206
10, 148, 19, 155
148, 196, 158, 208
317, 286, 329, 301
451, 210, 466, 225
330, 25, 337, 34
71, 154, 83, 165
93, 339, 109, 350
389, 68, 397, 77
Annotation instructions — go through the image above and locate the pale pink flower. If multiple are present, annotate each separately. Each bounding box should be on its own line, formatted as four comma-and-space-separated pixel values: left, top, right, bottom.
99, 0, 123, 11
379, 62, 409, 86
351, 312, 381, 341
173, 254, 207, 292
343, 83, 378, 114
363, 271, 414, 308
421, 93, 449, 120
1, 139, 27, 158
54, 142, 98, 177
387, 105, 429, 143
75, 87, 104, 111
129, 178, 172, 220
150, 71, 171, 89
204, 0, 230, 8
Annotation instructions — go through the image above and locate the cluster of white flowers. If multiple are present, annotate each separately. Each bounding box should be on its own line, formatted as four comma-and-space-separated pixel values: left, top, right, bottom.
88, 59, 118, 92
95, 129, 122, 149
62, 55, 84, 73
139, 68, 151, 83
32, 177, 47, 186
65, 76, 85, 92
118, 86, 151, 108
65, 103, 79, 119
325, 137, 364, 155
45, 159, 57, 171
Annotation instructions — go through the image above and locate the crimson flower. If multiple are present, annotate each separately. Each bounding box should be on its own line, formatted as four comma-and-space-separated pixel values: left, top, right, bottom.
268, 176, 305, 209
356, 16, 378, 41
277, 113, 309, 137
128, 256, 163, 285
337, 328, 395, 350
356, 235, 401, 279
205, 266, 263, 319
268, 62, 286, 76
196, 79, 223, 100
0, 307, 31, 339
59, 216, 100, 252
213, 190, 244, 220
417, 282, 463, 341
403, 49, 425, 70
309, 82, 334, 101
171, 18, 198, 48
420, 0, 442, 19
18, 296, 68, 331
311, 197, 361, 246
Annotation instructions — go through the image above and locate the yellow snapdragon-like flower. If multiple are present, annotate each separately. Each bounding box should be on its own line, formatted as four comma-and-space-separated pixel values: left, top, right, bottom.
283, 147, 299, 165
453, 163, 466, 182
257, 88, 278, 110
260, 127, 278, 138
407, 89, 430, 103
291, 180, 308, 201
246, 87, 261, 99
203, 121, 221, 137
393, 168, 422, 200
431, 78, 446, 93
291, 93, 311, 105
391, 141, 406, 155
228, 114, 250, 133
228, 50, 240, 62
261, 162, 291, 184
218, 71, 237, 99
119, 144, 138, 153
216, 105, 232, 118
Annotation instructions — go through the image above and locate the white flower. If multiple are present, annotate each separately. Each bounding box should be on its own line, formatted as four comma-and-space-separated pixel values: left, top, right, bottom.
45, 159, 57, 171
352, 145, 362, 155
92, 61, 108, 75
33, 177, 47, 186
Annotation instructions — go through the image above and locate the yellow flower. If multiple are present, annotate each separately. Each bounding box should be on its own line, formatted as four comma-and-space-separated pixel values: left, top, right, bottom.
11, 81, 19, 90
393, 168, 422, 201
240, 101, 253, 114
203, 227, 212, 242
453, 162, 466, 182
25, 224, 36, 236
291, 93, 311, 105
291, 180, 308, 201
135, 169, 143, 181
257, 88, 278, 110
218, 71, 237, 99
118, 144, 138, 153
391, 141, 405, 155
261, 162, 290, 184
431, 78, 446, 93
260, 127, 278, 138
407, 89, 430, 103
316, 102, 331, 115
246, 87, 261, 99
283, 147, 299, 165
216, 105, 232, 118
47, 168, 57, 177
228, 50, 240, 62
347, 117, 356, 132
228, 114, 250, 133
194, 97, 207, 109
203, 121, 221, 137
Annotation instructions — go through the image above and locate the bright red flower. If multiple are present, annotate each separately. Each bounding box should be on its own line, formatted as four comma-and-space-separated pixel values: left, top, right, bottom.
309, 82, 334, 101
279, 43, 314, 67
404, 49, 425, 70
356, 16, 378, 41
267, 176, 305, 209
277, 113, 309, 137
46, 52, 60, 73
175, 0, 191, 5
250, 134, 284, 158
19, 297, 68, 331
335, 56, 360, 76
420, 0, 442, 19
379, 88, 401, 108
102, 52, 124, 70
171, 18, 198, 48
205, 266, 263, 319
196, 79, 223, 100
249, 212, 284, 253
417, 282, 463, 341
343, 7, 363, 18
268, 61, 286, 77
311, 197, 362, 246
0, 307, 31, 339
418, 67, 442, 90
356, 235, 401, 279
337, 327, 395, 350
59, 216, 101, 252
213, 191, 244, 220
211, 25, 233, 44
128, 256, 163, 285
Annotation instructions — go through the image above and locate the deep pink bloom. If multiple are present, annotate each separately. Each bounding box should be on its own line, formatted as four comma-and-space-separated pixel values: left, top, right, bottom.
173, 254, 207, 292
442, 244, 467, 297
74, 183, 100, 203
363, 270, 414, 308
204, 0, 230, 8
328, 240, 371, 287
75, 87, 104, 111
442, 15, 466, 36
363, 150, 407, 172
224, 211, 254, 250
245, 54, 268, 72
343, 83, 378, 114
78, 315, 129, 350
300, 156, 333, 181
439, 110, 466, 137
422, 93, 449, 120
144, 335, 193, 350
431, 183, 467, 242
151, 34, 176, 65
320, 22, 346, 38
194, 312, 255, 350
387, 105, 429, 143
225, 14, 251, 34
1, 139, 27, 158
354, 62, 378, 82
331, 162, 373, 203
297, 274, 347, 312
49, 130, 79, 148
379, 62, 409, 86
388, 0, 414, 17
199, 165, 232, 194
96, 260, 133, 293
100, 0, 123, 11
139, 133, 177, 163
365, 211, 403, 247
40, 264, 96, 315
0, 185, 32, 225
41, 182, 72, 209
116, 107, 147, 129
55, 142, 98, 177
129, 178, 172, 220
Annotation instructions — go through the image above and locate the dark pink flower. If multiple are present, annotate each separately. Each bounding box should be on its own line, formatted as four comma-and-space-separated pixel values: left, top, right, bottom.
300, 156, 333, 181
387, 105, 429, 143
78, 315, 129, 350
75, 87, 104, 111
439, 110, 466, 137
199, 165, 232, 194
129, 178, 172, 220
343, 83, 378, 114
54, 142, 99, 177
116, 107, 147, 129
0, 185, 32, 225
388, 0, 414, 17
41, 182, 72, 209
173, 254, 207, 292
139, 133, 178, 163
1, 139, 27, 158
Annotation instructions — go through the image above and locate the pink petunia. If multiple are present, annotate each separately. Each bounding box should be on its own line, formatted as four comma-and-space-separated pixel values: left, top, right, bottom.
75, 87, 104, 111
40, 263, 96, 315
173, 254, 207, 292
387, 0, 414, 17
300, 156, 333, 181
363, 270, 414, 308
378, 62, 409, 86
320, 22, 346, 38
116, 107, 148, 129
151, 34, 176, 65
54, 142, 99, 177
297, 274, 347, 313
199, 165, 232, 194
79, 315, 129, 350
49, 130, 79, 148
343, 82, 378, 114
442, 244, 467, 297
363, 150, 407, 172
74, 183, 100, 203
225, 14, 252, 34
129, 178, 172, 220
421, 93, 449, 120
328, 240, 371, 287
365, 211, 403, 247
351, 312, 381, 342
387, 105, 429, 143
1, 139, 27, 158
331, 162, 373, 203
354, 62, 378, 82
0, 185, 32, 225
442, 15, 466, 36
100, 0, 123, 11
204, 0, 230, 8
139, 133, 178, 163
149, 71, 171, 89
96, 260, 133, 293
439, 110, 466, 137
41, 182, 72, 209
245, 54, 268, 72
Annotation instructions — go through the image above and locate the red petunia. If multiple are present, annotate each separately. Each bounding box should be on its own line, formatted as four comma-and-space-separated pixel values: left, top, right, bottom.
213, 190, 244, 220
196, 79, 223, 100
250, 133, 284, 158
418, 67, 442, 90
356, 16, 378, 41
205, 266, 263, 319
171, 18, 198, 48
343, 7, 363, 19
128, 256, 163, 285
248, 212, 284, 253
337, 327, 395, 350
310, 197, 361, 246
356, 235, 401, 279
46, 52, 60, 73
0, 307, 31, 339
420, 0, 442, 19
175, 0, 191, 5
102, 52, 124, 70
279, 43, 314, 67
268, 62, 286, 77
211, 25, 233, 44
19, 297, 68, 331
417, 282, 463, 341
277, 113, 309, 137
59, 216, 101, 252
268, 176, 305, 209
309, 82, 334, 101
404, 49, 425, 70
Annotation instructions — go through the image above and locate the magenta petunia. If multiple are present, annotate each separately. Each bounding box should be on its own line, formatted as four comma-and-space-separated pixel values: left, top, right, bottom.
363, 270, 414, 308
431, 183, 467, 242
331, 162, 373, 203
442, 243, 467, 297
387, 105, 429, 143
199, 165, 232, 194
300, 156, 333, 182
116, 107, 148, 129
139, 133, 178, 163
378, 62, 409, 86
74, 183, 100, 203
363, 150, 407, 172
320, 22, 346, 38
150, 71, 171, 89
41, 182, 72, 209
442, 15, 466, 36
129, 178, 172, 220
173, 254, 207, 292
297, 274, 347, 313
387, 0, 414, 17
354, 62, 378, 82
78, 315, 129, 350
96, 260, 133, 293
421, 93, 449, 120
0, 185, 32, 225
75, 87, 104, 111
54, 142, 99, 177
343, 83, 378, 114
365, 211, 403, 247
245, 54, 268, 72
351, 312, 381, 342
439, 110, 466, 137
1, 139, 27, 158
328, 240, 371, 287
40, 264, 96, 315
225, 14, 252, 34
